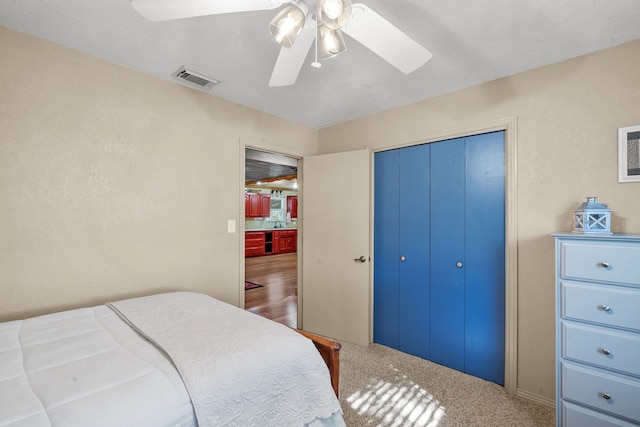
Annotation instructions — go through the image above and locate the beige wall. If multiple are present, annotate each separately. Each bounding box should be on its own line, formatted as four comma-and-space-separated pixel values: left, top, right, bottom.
318, 39, 640, 402
3, 23, 639, 405
0, 27, 317, 321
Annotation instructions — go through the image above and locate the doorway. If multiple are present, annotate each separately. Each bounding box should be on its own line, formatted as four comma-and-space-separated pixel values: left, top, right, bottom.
244, 149, 299, 328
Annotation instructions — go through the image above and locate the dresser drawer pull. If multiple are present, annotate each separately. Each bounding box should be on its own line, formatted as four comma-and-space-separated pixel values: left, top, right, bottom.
599, 392, 612, 400
598, 261, 611, 269
598, 304, 612, 312
599, 348, 611, 356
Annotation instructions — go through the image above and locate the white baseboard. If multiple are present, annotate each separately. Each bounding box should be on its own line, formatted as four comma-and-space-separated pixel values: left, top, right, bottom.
516, 388, 555, 408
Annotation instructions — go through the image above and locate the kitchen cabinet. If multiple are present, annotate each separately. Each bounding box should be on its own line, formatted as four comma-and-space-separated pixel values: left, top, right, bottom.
374, 131, 505, 385
245, 230, 297, 257
287, 196, 298, 219
553, 233, 640, 427
245, 231, 265, 257
260, 194, 271, 217
275, 230, 297, 254
245, 193, 255, 217
245, 193, 271, 218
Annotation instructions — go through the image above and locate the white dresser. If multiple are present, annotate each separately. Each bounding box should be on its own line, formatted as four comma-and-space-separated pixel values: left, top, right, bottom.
553, 233, 640, 427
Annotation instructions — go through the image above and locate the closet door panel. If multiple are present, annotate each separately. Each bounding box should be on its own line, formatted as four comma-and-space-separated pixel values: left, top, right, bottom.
398, 144, 430, 358
373, 132, 505, 384
373, 149, 400, 348
429, 137, 466, 372
464, 131, 505, 385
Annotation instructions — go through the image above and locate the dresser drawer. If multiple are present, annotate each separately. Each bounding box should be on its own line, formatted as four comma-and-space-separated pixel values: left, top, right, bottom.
560, 241, 640, 286
563, 401, 639, 427
562, 363, 640, 422
562, 282, 640, 332
562, 322, 640, 376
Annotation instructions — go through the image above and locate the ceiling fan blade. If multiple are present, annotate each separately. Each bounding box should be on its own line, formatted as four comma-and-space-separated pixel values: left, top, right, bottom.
269, 19, 316, 87
342, 3, 433, 74
130, 0, 288, 22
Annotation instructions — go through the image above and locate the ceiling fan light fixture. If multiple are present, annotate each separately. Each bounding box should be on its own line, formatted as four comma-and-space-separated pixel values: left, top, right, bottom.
321, 0, 343, 19
269, 3, 307, 48
319, 0, 352, 30
318, 25, 346, 59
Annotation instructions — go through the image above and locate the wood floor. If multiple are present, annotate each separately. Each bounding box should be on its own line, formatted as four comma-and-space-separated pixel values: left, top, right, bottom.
245, 252, 298, 328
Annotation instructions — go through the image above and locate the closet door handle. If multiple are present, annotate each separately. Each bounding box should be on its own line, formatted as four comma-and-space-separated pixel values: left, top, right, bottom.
456, 261, 463, 268
400, 256, 406, 262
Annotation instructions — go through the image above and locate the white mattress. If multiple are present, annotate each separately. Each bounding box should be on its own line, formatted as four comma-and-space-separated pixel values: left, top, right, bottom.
0, 305, 197, 427
0, 293, 345, 427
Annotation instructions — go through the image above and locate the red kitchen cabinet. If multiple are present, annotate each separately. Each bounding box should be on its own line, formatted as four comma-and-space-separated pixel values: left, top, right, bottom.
274, 230, 297, 254
246, 230, 297, 257
244, 231, 265, 257
260, 194, 271, 217
245, 193, 252, 216
287, 196, 298, 219
245, 193, 271, 218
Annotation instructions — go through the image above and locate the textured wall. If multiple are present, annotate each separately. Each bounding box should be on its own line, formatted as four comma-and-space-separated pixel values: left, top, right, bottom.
318, 39, 640, 403
3, 23, 639, 406
0, 26, 317, 321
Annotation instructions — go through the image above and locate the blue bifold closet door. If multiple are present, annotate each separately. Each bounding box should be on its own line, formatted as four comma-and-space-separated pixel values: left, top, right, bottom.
374, 144, 430, 359
430, 132, 505, 384
429, 137, 467, 372
374, 131, 505, 385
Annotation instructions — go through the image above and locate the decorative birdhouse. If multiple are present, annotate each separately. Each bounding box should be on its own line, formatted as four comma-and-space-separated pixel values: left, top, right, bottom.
573, 197, 612, 234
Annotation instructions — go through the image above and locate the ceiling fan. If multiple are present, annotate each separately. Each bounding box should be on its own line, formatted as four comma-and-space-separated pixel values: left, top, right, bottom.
129, 0, 433, 86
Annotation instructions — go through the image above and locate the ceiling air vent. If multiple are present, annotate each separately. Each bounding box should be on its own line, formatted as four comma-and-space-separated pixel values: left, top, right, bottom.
171, 67, 221, 91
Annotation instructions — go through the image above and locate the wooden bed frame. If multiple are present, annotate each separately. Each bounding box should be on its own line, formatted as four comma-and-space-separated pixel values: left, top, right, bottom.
295, 329, 341, 398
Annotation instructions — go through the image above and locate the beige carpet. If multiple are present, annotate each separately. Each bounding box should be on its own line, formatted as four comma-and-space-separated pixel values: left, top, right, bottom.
339, 342, 554, 427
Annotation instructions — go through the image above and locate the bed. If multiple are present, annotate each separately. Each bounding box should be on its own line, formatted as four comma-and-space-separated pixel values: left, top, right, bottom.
0, 291, 345, 427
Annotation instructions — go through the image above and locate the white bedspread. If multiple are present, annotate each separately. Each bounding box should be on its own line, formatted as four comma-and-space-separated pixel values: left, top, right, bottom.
107, 292, 344, 427
0, 305, 196, 427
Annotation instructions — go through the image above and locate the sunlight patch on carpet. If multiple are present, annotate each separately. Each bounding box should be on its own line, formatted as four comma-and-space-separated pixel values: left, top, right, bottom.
346, 369, 445, 426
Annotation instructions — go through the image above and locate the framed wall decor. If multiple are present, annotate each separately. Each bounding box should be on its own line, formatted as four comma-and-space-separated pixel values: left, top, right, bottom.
618, 124, 640, 183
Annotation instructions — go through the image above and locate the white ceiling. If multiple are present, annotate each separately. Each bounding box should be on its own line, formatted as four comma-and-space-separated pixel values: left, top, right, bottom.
1, 0, 639, 128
